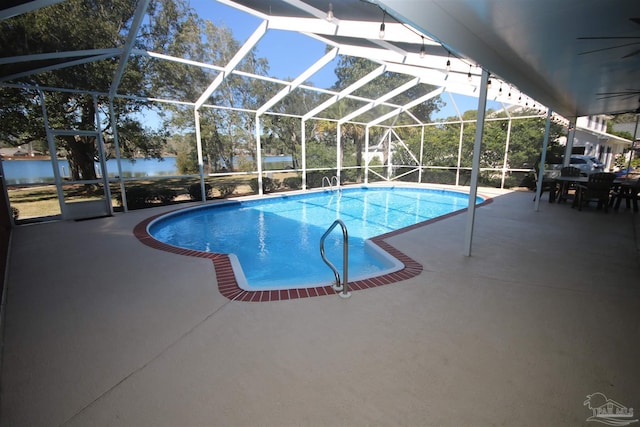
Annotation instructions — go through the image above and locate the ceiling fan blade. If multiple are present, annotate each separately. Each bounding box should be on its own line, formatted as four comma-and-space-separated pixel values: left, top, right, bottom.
578, 41, 640, 55
596, 90, 640, 100
577, 36, 640, 40
622, 49, 640, 58
596, 88, 640, 95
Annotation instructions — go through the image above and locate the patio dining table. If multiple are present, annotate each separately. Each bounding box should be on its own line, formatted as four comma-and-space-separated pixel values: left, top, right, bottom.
548, 176, 589, 203
549, 175, 634, 205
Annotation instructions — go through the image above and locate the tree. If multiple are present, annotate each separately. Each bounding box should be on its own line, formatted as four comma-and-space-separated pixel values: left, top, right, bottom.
0, 0, 196, 180
328, 55, 443, 181
155, 18, 271, 174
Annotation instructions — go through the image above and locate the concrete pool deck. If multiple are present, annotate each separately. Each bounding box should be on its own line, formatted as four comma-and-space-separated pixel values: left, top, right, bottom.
1, 186, 639, 426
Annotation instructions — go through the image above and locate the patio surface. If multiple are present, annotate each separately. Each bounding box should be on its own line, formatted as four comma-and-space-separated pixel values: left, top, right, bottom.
1, 186, 639, 426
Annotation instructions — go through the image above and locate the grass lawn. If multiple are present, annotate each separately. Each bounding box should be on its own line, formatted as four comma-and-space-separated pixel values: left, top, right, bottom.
8, 172, 303, 222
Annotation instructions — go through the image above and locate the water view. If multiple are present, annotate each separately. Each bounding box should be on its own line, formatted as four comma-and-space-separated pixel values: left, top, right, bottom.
2, 155, 294, 185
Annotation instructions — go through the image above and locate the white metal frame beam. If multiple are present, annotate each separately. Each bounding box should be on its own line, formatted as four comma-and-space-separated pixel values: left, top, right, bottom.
367, 86, 444, 127
195, 20, 268, 109
302, 65, 386, 120
109, 0, 150, 98
256, 47, 338, 116
339, 77, 421, 124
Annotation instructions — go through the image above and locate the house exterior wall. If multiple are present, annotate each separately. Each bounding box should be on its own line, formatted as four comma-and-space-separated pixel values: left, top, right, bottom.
569, 115, 631, 170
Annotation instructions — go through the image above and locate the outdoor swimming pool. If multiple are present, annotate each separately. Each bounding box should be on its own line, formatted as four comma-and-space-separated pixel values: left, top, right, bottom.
147, 185, 484, 291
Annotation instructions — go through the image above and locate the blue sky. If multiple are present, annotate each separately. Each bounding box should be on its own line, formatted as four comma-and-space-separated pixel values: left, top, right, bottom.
188, 0, 484, 120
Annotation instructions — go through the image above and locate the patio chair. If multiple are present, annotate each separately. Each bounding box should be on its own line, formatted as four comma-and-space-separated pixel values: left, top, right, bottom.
572, 172, 617, 212
531, 166, 558, 202
556, 166, 581, 202
610, 179, 640, 212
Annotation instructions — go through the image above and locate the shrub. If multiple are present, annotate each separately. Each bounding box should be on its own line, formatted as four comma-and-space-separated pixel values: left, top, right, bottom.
216, 183, 236, 198
188, 182, 212, 200
306, 170, 336, 188
121, 186, 153, 209
153, 188, 177, 204
11, 206, 19, 220
249, 177, 278, 193
282, 176, 302, 190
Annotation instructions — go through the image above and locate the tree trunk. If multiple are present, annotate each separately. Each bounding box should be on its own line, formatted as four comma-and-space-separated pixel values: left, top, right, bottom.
65, 135, 98, 181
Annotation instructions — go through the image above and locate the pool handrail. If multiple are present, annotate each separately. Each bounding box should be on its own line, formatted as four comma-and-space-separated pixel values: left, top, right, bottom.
319, 219, 351, 299
322, 175, 340, 191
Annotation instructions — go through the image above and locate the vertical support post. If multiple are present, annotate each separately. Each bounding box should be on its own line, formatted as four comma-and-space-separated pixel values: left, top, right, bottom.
501, 118, 513, 189
109, 100, 127, 211
534, 108, 553, 211
463, 69, 489, 257
93, 95, 113, 215
194, 108, 206, 202
301, 119, 307, 190
256, 114, 263, 195
364, 126, 370, 184
38, 88, 66, 218
418, 125, 425, 183
624, 115, 639, 178
386, 129, 392, 180
336, 123, 341, 184
456, 122, 464, 186
564, 120, 576, 166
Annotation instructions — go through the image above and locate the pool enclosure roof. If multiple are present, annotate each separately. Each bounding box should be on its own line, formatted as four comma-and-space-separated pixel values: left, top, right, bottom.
3, 0, 640, 121
3, 0, 638, 123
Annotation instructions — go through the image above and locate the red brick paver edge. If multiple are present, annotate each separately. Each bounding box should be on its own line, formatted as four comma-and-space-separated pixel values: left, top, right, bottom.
133, 195, 492, 302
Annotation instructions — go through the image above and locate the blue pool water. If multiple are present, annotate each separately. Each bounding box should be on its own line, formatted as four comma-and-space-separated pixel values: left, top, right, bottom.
148, 186, 481, 290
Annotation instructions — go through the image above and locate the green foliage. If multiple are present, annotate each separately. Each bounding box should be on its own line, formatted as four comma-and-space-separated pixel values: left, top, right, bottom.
305, 139, 336, 169
0, 0, 183, 180
248, 177, 278, 193
216, 183, 236, 198
420, 169, 457, 185
608, 128, 633, 140
155, 188, 177, 204
235, 156, 255, 172
187, 182, 212, 200
176, 145, 199, 175
341, 168, 359, 184
282, 176, 302, 190
393, 167, 420, 183
118, 185, 177, 210
306, 171, 336, 188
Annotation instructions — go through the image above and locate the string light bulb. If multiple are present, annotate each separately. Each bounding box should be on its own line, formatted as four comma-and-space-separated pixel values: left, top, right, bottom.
326, 3, 333, 21
467, 65, 472, 82
419, 36, 425, 58
379, 12, 386, 39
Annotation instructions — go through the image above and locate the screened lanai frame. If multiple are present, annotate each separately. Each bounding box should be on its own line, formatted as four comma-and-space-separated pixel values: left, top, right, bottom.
0, 0, 570, 226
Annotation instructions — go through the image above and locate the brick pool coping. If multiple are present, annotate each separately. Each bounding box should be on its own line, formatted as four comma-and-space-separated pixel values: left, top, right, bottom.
133, 194, 492, 302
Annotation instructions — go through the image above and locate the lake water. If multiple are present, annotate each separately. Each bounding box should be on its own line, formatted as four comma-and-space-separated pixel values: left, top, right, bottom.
1, 155, 294, 185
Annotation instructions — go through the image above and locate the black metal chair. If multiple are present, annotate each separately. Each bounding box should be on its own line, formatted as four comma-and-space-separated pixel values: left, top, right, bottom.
556, 166, 582, 203
572, 172, 617, 212
610, 179, 640, 212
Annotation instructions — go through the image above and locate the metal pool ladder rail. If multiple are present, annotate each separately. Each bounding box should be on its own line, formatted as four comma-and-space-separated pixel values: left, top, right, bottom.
322, 175, 339, 191
319, 219, 351, 299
